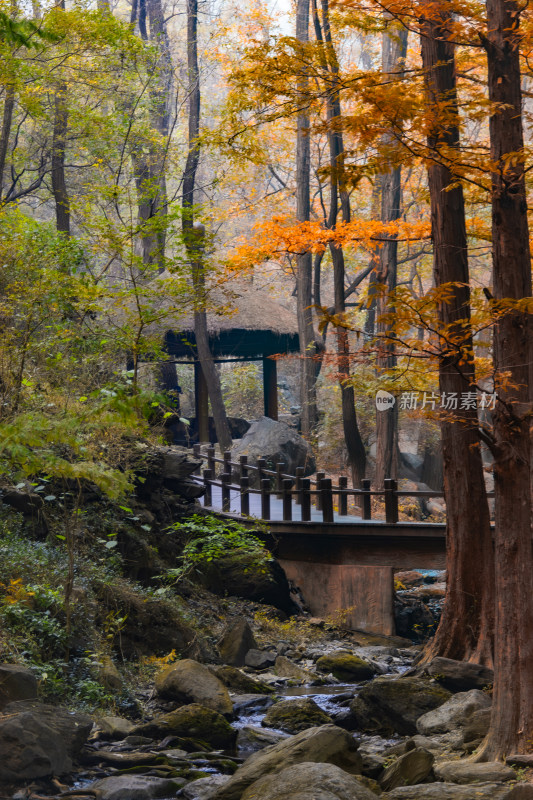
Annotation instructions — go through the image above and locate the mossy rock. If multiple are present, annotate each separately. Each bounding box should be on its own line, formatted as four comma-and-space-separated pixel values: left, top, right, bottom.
262, 698, 332, 734
350, 676, 451, 736
315, 651, 375, 682
133, 704, 237, 750
212, 666, 274, 695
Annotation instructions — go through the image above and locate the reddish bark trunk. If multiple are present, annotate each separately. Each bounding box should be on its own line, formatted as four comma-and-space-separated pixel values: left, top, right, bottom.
480, 0, 533, 758
420, 2, 494, 666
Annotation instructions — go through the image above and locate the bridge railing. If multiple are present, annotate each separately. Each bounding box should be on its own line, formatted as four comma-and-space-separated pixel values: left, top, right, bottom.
190, 444, 483, 524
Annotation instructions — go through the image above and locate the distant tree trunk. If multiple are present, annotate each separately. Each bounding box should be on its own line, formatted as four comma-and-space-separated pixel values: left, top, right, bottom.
182, 0, 231, 452
420, 0, 493, 666
295, 0, 319, 437
374, 21, 407, 489
313, 0, 366, 485
0, 82, 14, 201
479, 0, 533, 758
51, 79, 70, 236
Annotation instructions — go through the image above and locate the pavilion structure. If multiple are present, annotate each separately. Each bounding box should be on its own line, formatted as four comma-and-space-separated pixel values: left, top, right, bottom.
160, 284, 300, 443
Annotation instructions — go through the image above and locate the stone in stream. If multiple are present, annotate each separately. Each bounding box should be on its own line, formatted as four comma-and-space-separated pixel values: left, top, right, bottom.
416, 689, 491, 735
262, 697, 333, 733
211, 665, 273, 695
182, 775, 232, 799
425, 657, 494, 692
237, 725, 288, 754
241, 762, 379, 800
0, 701, 92, 781
216, 724, 363, 800
434, 760, 516, 784
0, 663, 38, 710
90, 775, 185, 800
132, 703, 237, 750
218, 619, 258, 667
155, 658, 233, 715
315, 651, 376, 681
231, 694, 274, 715
97, 715, 135, 739
379, 746, 434, 791
350, 676, 451, 736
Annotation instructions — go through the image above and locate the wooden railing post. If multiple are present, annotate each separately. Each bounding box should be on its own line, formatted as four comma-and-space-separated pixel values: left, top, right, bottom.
240, 475, 250, 517
301, 478, 311, 521
223, 450, 232, 477
282, 478, 292, 521
239, 455, 248, 481
315, 471, 325, 510
295, 467, 304, 505
276, 463, 284, 498
260, 478, 271, 520
221, 472, 231, 513
384, 478, 398, 524
338, 476, 348, 516
362, 478, 372, 520
321, 478, 334, 523
257, 458, 267, 486
203, 468, 212, 507
207, 445, 215, 474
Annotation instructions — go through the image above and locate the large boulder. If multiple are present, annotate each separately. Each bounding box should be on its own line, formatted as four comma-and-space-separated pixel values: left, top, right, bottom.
241, 762, 378, 800
90, 775, 184, 800
217, 725, 363, 800
211, 666, 273, 695
384, 784, 516, 800
434, 761, 516, 784
0, 701, 92, 782
155, 659, 233, 715
262, 698, 332, 733
316, 652, 376, 682
218, 619, 257, 667
350, 677, 451, 736
133, 704, 237, 750
380, 746, 434, 791
416, 689, 491, 735
425, 657, 494, 692
274, 655, 319, 682
231, 417, 315, 482
0, 663, 37, 709
182, 776, 232, 800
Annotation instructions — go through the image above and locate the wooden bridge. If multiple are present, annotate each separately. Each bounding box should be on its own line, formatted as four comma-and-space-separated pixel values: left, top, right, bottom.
190, 445, 456, 636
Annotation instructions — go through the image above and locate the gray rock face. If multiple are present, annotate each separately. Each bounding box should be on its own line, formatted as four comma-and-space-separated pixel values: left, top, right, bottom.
182, 775, 232, 800
384, 784, 514, 799
218, 619, 257, 667
133, 703, 237, 750
426, 657, 494, 692
0, 702, 92, 781
97, 716, 135, 739
262, 697, 333, 733
90, 775, 184, 800
274, 655, 318, 682
416, 689, 491, 735
380, 747, 434, 791
245, 649, 277, 670
434, 761, 516, 784
217, 724, 363, 800
462, 708, 491, 744
155, 659, 233, 715
241, 762, 379, 800
231, 417, 315, 481
350, 677, 451, 736
237, 725, 288, 754
0, 663, 37, 709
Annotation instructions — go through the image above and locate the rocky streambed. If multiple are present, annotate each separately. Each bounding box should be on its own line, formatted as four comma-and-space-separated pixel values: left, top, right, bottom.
0, 620, 530, 800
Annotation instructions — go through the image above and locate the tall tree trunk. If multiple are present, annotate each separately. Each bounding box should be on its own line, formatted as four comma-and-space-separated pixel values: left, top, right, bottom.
479, 0, 533, 758
295, 0, 319, 437
182, 0, 231, 452
0, 82, 14, 201
51, 79, 70, 236
374, 21, 406, 489
419, 1, 493, 666
313, 0, 366, 485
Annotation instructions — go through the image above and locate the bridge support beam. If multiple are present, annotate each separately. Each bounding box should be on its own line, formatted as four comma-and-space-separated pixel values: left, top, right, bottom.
279, 560, 395, 635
